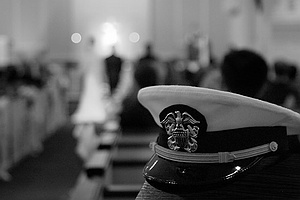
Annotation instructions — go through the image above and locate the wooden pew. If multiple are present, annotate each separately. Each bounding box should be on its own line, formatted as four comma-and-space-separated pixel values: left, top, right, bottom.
97, 131, 119, 150
101, 131, 156, 199
70, 121, 120, 200
69, 172, 105, 200
103, 184, 142, 198
84, 150, 112, 178
69, 149, 112, 200
70, 122, 156, 200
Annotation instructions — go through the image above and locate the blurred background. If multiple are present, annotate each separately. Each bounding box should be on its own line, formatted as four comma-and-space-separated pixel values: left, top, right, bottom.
0, 0, 300, 200
2, 0, 300, 64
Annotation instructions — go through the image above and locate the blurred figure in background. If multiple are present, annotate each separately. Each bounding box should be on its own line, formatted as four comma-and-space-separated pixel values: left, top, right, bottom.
138, 42, 167, 85
119, 45, 159, 130
185, 33, 202, 86
199, 61, 224, 91
134, 59, 158, 89
220, 49, 269, 98
259, 61, 300, 110
139, 42, 157, 63
105, 46, 123, 96
71, 37, 113, 160
71, 36, 109, 124
184, 33, 211, 86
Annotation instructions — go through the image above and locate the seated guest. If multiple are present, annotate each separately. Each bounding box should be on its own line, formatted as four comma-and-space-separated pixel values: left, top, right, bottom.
260, 61, 300, 109
220, 49, 268, 98
134, 60, 157, 88
120, 59, 158, 130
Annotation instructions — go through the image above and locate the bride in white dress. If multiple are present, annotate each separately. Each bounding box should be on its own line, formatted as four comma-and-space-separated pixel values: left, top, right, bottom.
71, 37, 110, 125
71, 37, 134, 160
71, 37, 112, 160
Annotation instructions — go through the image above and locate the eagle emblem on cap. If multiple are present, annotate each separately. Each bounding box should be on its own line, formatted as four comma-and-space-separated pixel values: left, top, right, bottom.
161, 111, 200, 152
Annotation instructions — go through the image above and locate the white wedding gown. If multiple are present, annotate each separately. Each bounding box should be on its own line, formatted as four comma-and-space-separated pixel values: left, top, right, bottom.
71, 47, 109, 124
71, 46, 127, 160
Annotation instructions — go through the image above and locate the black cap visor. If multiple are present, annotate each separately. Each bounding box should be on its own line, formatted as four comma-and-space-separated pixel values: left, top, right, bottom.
143, 153, 263, 192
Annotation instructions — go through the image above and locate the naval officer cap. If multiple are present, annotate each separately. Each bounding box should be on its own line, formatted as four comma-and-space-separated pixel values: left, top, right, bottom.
138, 85, 300, 192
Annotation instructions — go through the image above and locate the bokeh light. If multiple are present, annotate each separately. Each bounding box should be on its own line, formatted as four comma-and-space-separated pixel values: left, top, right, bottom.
129, 32, 140, 43
102, 22, 118, 46
71, 33, 82, 44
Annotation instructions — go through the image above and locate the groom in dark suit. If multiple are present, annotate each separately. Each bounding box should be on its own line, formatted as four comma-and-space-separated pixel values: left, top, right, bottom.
105, 46, 123, 95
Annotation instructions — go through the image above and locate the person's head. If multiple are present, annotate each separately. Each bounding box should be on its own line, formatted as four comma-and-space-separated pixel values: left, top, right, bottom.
273, 61, 298, 83
274, 61, 287, 77
288, 64, 297, 81
221, 49, 268, 98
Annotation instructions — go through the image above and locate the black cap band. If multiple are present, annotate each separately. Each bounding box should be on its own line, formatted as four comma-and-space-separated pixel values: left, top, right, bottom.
157, 126, 288, 153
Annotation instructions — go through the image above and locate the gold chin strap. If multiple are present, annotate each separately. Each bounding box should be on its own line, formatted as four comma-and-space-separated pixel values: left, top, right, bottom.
150, 141, 278, 163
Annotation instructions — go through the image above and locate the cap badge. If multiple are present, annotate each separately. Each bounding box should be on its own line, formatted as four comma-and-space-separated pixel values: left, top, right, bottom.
161, 111, 200, 152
